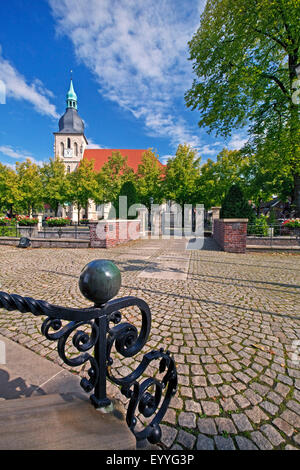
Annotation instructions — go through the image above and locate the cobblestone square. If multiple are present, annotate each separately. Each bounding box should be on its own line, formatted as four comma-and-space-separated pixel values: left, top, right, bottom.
0, 238, 299, 450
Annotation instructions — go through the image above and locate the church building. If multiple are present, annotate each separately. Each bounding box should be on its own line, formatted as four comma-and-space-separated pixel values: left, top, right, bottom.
54, 79, 162, 221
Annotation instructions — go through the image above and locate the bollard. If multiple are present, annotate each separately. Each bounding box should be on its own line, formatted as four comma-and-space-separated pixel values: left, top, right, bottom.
0, 259, 177, 444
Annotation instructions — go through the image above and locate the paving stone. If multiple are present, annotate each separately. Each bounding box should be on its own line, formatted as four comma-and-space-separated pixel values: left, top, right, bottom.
184, 400, 202, 413
178, 412, 196, 428
274, 382, 290, 397
160, 425, 178, 448
250, 431, 273, 450
194, 388, 207, 400
244, 389, 262, 406
294, 433, 300, 446
192, 376, 207, 387
207, 374, 223, 386
163, 408, 177, 425
171, 444, 183, 450
231, 413, 253, 432
286, 400, 300, 415
280, 409, 299, 427
177, 430, 196, 449
219, 384, 236, 397
196, 434, 215, 450
201, 401, 220, 417
260, 400, 279, 416
234, 395, 251, 409
214, 436, 236, 450
266, 391, 284, 406
245, 406, 269, 425
215, 417, 237, 434
235, 436, 258, 450
273, 418, 295, 437
261, 424, 285, 447
197, 418, 217, 435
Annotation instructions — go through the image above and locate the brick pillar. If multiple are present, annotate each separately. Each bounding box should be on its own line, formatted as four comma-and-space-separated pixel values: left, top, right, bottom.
89, 220, 141, 248
213, 219, 248, 253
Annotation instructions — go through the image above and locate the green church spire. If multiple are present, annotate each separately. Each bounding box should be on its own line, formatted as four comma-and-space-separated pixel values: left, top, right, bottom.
66, 78, 77, 110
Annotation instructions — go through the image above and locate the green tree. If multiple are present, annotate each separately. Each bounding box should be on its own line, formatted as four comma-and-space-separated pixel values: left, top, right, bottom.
186, 0, 300, 213
16, 159, 43, 216
220, 183, 255, 222
163, 144, 201, 209
116, 180, 139, 219
198, 149, 251, 207
96, 151, 135, 205
67, 159, 100, 224
137, 149, 164, 208
0, 163, 23, 216
40, 158, 70, 216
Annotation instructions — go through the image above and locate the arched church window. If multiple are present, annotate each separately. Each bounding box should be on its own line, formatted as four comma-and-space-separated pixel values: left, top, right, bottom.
60, 142, 64, 155
74, 142, 78, 156
67, 138, 71, 149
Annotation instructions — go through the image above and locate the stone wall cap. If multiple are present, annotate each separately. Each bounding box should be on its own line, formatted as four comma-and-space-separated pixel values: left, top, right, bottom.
90, 219, 141, 223
220, 218, 248, 222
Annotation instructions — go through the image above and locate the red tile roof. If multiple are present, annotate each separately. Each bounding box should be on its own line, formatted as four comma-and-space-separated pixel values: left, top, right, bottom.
83, 149, 164, 173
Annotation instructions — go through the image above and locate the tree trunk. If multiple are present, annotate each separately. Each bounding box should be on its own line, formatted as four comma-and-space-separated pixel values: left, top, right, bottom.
294, 174, 300, 217
77, 204, 81, 225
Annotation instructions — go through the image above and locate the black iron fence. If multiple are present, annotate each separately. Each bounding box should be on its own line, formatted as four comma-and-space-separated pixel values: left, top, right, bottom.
247, 224, 300, 247
0, 259, 177, 444
0, 225, 20, 237
40, 223, 90, 239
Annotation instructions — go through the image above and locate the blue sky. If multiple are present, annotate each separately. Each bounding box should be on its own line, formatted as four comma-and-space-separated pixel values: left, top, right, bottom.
0, 0, 247, 168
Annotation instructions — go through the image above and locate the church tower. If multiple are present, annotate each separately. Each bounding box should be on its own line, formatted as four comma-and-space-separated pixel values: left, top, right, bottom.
54, 79, 88, 173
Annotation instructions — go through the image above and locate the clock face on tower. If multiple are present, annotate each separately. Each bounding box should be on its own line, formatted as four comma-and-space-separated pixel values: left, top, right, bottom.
64, 148, 73, 158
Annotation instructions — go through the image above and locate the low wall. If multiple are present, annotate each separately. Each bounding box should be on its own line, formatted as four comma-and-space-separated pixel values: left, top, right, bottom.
247, 236, 299, 247
213, 219, 248, 253
89, 219, 141, 248
0, 237, 89, 248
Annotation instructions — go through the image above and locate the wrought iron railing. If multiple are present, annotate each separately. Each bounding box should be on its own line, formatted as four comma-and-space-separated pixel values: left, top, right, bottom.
0, 259, 177, 444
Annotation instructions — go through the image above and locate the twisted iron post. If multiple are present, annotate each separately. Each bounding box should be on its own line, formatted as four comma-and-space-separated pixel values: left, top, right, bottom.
0, 259, 177, 444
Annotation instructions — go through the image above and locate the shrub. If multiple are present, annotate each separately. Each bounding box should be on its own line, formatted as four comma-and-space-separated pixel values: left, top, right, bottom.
45, 217, 71, 227
115, 181, 139, 219
248, 214, 269, 236
220, 184, 255, 222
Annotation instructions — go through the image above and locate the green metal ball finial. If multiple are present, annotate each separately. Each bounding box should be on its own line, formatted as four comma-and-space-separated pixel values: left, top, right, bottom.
79, 259, 121, 305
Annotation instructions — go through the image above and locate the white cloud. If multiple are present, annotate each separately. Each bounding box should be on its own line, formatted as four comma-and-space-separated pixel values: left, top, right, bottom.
0, 47, 59, 119
86, 138, 106, 149
49, 0, 206, 149
160, 154, 173, 165
0, 145, 45, 166
227, 132, 249, 151
0, 145, 33, 160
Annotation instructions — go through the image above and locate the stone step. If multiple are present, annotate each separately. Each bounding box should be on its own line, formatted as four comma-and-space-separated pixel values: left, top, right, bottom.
0, 393, 136, 450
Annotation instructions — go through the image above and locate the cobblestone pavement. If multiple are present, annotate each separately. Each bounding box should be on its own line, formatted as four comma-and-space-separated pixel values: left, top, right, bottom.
0, 238, 299, 450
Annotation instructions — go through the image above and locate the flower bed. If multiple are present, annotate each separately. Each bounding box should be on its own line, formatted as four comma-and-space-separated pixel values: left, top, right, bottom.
17, 215, 38, 226
282, 218, 300, 229
0, 217, 11, 226
45, 217, 71, 227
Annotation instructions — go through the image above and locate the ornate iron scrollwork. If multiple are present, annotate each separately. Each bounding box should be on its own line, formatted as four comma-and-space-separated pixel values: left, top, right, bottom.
0, 259, 177, 444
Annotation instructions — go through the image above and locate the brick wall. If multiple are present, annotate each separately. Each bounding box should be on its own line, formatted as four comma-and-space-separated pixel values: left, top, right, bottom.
89, 219, 141, 248
213, 219, 248, 253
